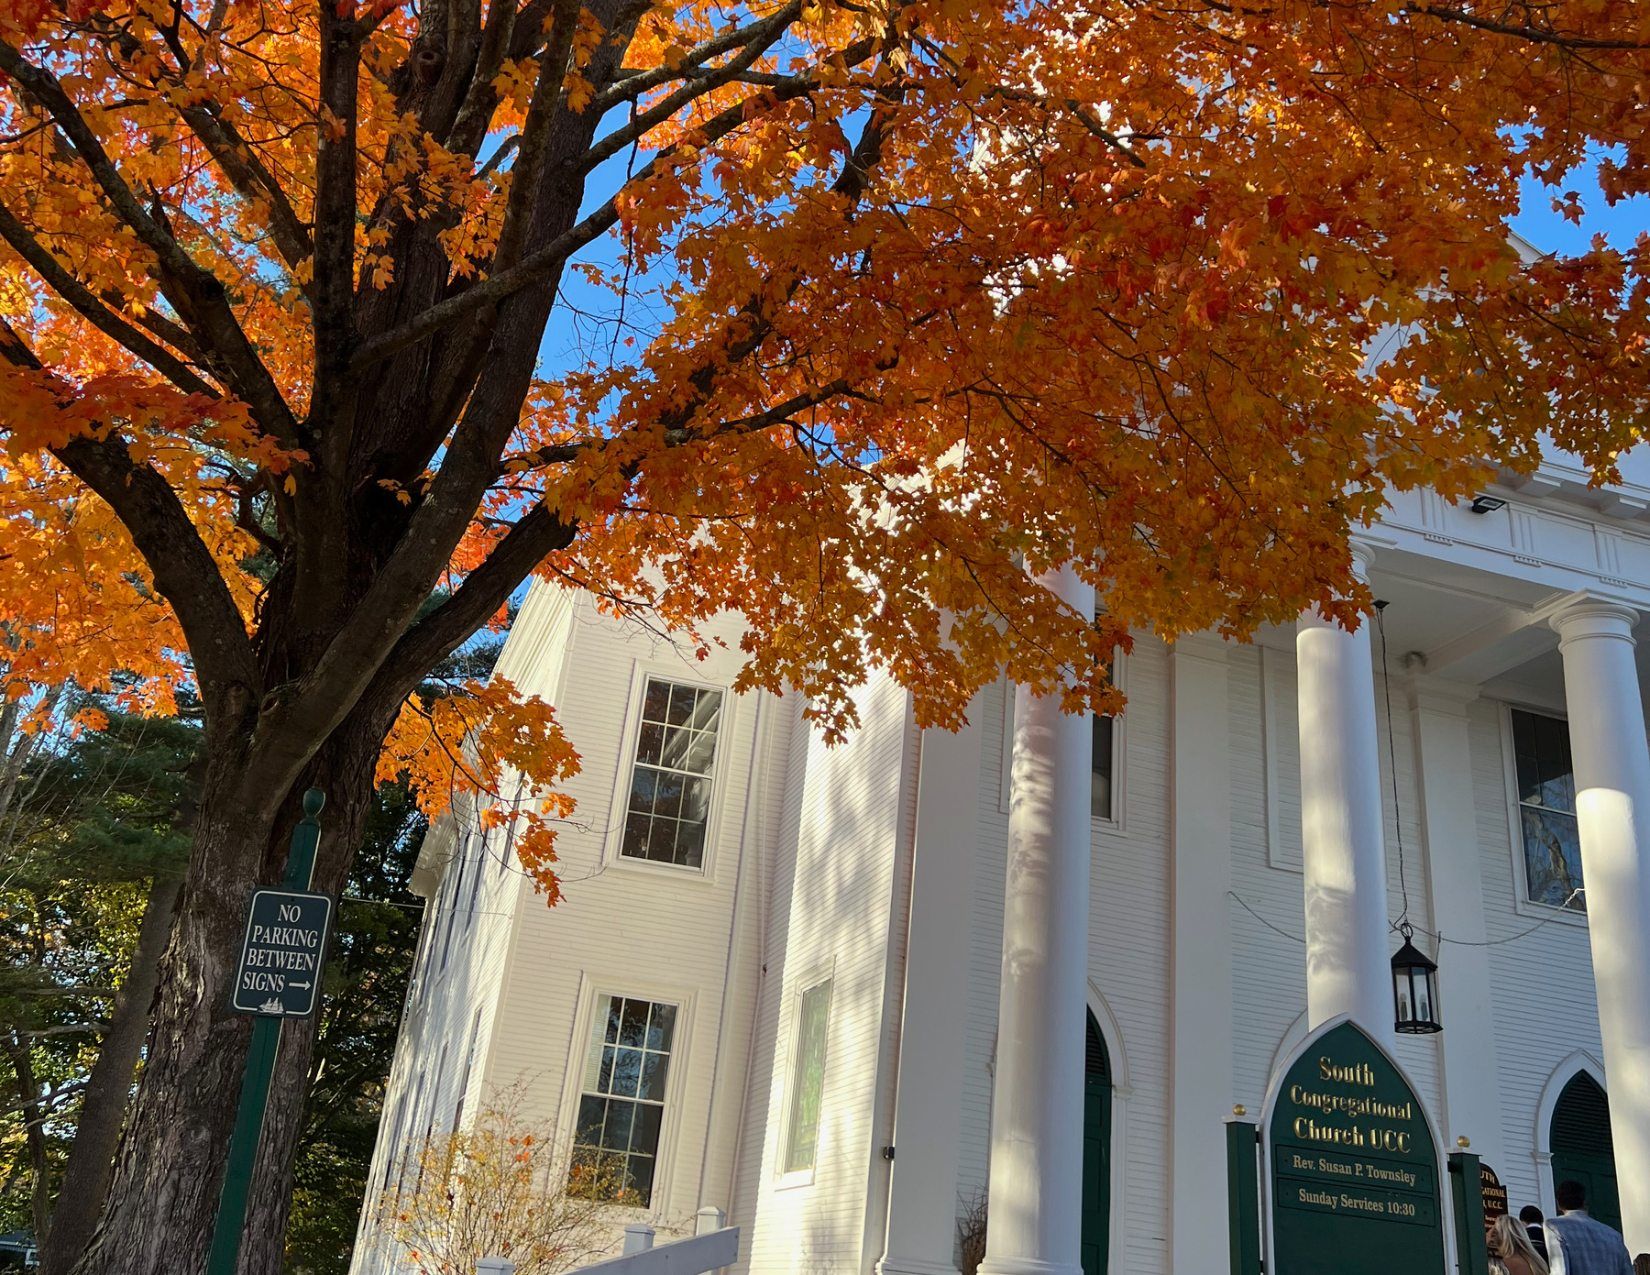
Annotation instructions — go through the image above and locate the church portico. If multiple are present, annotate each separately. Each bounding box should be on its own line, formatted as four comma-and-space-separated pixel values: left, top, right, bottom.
356, 466, 1650, 1275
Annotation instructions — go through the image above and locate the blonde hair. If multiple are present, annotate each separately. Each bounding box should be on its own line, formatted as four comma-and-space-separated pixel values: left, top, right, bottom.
1491, 1215, 1549, 1275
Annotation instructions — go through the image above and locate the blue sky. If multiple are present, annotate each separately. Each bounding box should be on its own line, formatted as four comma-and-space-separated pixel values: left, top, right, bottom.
1512, 163, 1650, 255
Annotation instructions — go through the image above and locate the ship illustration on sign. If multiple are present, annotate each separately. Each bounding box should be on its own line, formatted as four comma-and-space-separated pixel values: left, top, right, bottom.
258, 997, 286, 1015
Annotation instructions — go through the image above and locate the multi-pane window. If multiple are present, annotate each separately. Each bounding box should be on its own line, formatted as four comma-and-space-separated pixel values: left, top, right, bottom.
571, 995, 677, 1205
621, 679, 723, 868
1512, 708, 1586, 912
1091, 714, 1116, 821
782, 978, 833, 1177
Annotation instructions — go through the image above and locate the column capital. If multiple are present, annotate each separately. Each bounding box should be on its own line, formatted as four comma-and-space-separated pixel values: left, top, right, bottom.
1349, 536, 1380, 582
1547, 595, 1640, 647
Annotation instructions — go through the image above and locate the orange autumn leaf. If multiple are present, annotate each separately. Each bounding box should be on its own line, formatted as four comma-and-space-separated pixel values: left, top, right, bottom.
378, 677, 579, 895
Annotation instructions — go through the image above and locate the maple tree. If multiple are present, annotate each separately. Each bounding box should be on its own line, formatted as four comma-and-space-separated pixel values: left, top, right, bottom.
0, 0, 1646, 1267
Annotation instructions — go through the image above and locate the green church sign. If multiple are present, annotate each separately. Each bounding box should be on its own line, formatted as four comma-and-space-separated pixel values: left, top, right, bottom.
1267, 1021, 1447, 1275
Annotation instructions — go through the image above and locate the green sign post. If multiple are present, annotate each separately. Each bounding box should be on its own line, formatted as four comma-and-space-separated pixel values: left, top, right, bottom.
1267, 1021, 1446, 1275
1449, 1151, 1490, 1275
1227, 1119, 1262, 1275
206, 789, 327, 1275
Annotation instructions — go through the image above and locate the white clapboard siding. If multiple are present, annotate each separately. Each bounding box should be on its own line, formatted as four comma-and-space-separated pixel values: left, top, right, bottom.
1470, 697, 1604, 1215
478, 589, 786, 1242
741, 668, 916, 1275
349, 589, 581, 1275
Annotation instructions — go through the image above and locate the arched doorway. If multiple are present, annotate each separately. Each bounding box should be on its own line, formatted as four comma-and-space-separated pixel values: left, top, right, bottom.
1551, 1072, 1621, 1231
1082, 1011, 1112, 1275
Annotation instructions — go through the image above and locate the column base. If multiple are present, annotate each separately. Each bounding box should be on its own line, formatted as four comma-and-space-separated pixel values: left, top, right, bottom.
877, 1258, 964, 1275
975, 1260, 1084, 1275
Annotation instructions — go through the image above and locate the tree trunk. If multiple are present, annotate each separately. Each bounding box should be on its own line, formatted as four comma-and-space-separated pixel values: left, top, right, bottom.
240, 733, 380, 1275
69, 717, 383, 1275
40, 873, 182, 1275
4, 1031, 53, 1246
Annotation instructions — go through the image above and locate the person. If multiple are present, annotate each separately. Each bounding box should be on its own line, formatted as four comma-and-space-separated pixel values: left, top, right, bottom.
1546, 1180, 1633, 1275
1524, 1205, 1552, 1263
1489, 1214, 1550, 1275
1632, 1256, 1650, 1275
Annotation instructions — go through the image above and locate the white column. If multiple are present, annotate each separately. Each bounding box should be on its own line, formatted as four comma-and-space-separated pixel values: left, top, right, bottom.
979, 565, 1094, 1275
1550, 598, 1650, 1255
1410, 680, 1504, 1167
1169, 636, 1233, 1275
1296, 543, 1392, 1035
880, 708, 984, 1275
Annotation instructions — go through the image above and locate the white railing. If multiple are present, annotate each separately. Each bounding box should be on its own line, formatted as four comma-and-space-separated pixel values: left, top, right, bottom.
477, 1209, 738, 1275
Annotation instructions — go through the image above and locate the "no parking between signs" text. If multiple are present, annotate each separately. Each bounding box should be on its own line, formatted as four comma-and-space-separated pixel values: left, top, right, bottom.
231, 889, 333, 1018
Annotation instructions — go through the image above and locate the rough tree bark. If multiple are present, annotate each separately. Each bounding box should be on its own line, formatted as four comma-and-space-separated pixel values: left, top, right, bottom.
39, 873, 182, 1275
66, 726, 276, 1275
64, 714, 387, 1275
239, 729, 384, 1275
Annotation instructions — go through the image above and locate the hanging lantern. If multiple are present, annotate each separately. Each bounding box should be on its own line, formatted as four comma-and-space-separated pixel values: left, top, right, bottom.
1392, 924, 1441, 1035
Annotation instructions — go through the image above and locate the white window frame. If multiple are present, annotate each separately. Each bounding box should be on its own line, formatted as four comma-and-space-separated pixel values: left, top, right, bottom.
558, 973, 696, 1217
1498, 699, 1588, 929
604, 660, 734, 879
996, 652, 1128, 838
778, 971, 835, 1187
776, 960, 836, 1189
1260, 642, 1304, 875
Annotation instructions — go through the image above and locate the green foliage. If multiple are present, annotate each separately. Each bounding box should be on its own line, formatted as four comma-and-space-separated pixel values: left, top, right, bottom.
0, 700, 198, 1232
0, 636, 499, 1268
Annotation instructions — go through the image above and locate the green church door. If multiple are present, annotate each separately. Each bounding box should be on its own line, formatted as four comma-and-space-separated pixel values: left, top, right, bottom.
1082, 1012, 1112, 1275
1550, 1072, 1622, 1233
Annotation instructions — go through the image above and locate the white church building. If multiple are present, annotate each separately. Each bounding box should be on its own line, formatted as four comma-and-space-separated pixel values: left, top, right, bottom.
352, 450, 1650, 1275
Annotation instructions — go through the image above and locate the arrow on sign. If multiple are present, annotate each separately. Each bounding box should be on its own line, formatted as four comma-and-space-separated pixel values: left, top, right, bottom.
289, 981, 312, 990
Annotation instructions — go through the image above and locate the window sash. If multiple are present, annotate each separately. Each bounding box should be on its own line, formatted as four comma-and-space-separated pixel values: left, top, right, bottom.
621, 678, 723, 868
782, 979, 833, 1177
1511, 709, 1586, 912
571, 995, 677, 1205
1091, 713, 1115, 822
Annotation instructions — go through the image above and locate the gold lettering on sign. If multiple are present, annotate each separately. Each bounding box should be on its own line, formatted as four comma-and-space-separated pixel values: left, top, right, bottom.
1319, 1058, 1377, 1087
1284, 1055, 1418, 1156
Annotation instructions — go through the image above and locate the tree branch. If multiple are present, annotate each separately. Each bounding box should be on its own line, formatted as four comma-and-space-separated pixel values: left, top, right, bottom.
349, 195, 620, 370
311, 10, 364, 468
586, 1, 802, 114
52, 435, 261, 708
488, 0, 583, 273
350, 48, 869, 372
0, 201, 217, 396
88, 17, 315, 284
370, 502, 576, 702
0, 38, 300, 445
1409, 3, 1650, 49
511, 379, 857, 468
579, 31, 873, 178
